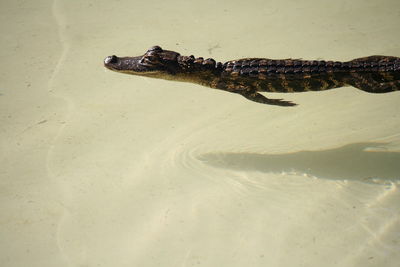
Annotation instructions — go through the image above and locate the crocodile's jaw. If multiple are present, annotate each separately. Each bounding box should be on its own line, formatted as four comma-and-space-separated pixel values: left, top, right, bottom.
104, 54, 207, 83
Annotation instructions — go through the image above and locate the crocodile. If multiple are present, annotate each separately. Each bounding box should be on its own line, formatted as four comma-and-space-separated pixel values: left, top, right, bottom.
104, 46, 400, 106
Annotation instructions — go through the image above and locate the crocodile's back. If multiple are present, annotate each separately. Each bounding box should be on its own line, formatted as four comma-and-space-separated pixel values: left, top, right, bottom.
220, 56, 400, 93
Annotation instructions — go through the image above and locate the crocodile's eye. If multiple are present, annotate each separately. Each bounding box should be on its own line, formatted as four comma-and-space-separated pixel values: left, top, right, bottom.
140, 48, 164, 66
148, 46, 162, 52
146, 51, 158, 57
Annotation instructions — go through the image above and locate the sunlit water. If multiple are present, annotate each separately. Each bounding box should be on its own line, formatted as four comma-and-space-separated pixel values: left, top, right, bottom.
1, 0, 399, 266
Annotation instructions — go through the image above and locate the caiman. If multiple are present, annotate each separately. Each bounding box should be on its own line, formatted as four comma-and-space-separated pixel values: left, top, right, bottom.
104, 46, 400, 106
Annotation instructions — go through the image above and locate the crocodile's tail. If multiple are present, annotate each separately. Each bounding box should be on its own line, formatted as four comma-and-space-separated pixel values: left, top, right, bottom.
345, 56, 400, 93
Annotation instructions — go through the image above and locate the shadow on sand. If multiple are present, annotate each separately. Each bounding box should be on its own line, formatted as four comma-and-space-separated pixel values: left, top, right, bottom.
199, 143, 400, 183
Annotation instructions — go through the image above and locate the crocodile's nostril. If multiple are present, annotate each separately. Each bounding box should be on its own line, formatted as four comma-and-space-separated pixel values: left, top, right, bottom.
104, 55, 118, 65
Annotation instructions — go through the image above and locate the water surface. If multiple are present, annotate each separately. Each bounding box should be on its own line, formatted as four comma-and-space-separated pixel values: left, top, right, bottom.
1, 0, 399, 266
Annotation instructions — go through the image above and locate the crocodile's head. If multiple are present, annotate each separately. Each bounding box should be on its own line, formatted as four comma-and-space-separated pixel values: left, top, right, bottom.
104, 46, 181, 79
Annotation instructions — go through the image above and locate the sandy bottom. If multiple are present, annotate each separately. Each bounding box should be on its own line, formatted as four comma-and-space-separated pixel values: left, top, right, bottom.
1, 0, 400, 266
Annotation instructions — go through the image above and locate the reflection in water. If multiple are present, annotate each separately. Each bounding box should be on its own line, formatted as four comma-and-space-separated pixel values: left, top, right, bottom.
199, 143, 400, 183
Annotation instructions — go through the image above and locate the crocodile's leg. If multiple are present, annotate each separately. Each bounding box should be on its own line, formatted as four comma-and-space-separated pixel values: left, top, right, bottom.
238, 91, 297, 107
214, 80, 297, 106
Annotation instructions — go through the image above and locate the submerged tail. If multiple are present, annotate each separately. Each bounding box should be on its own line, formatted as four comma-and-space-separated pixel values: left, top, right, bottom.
345, 55, 400, 93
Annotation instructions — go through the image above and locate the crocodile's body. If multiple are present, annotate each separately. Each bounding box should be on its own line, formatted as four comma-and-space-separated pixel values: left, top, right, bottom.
104, 46, 400, 106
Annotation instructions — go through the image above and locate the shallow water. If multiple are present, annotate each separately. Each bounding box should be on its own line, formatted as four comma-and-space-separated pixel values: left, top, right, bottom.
1, 0, 400, 266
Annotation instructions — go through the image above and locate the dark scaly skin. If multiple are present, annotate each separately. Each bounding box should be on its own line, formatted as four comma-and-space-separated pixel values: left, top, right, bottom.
104, 46, 400, 106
